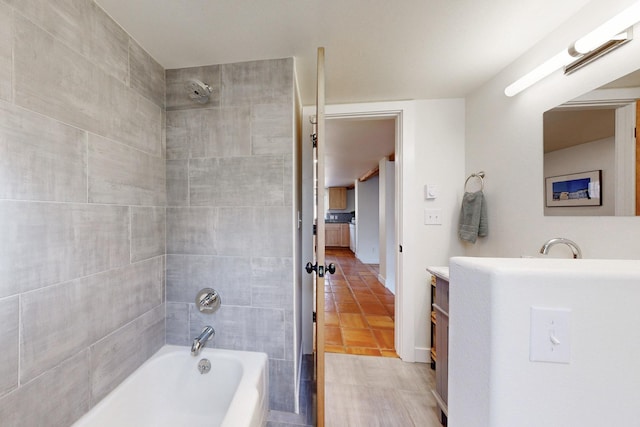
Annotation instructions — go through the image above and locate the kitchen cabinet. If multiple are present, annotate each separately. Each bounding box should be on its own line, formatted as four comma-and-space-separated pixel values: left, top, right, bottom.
428, 267, 449, 426
325, 223, 349, 247
328, 187, 347, 210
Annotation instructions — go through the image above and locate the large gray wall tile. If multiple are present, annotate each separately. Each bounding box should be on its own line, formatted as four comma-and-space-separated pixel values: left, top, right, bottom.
214, 208, 255, 255
0, 2, 11, 102
251, 257, 293, 309
131, 207, 166, 262
166, 207, 218, 255
221, 58, 293, 106
252, 207, 293, 257
0, 101, 87, 202
190, 156, 284, 206
269, 359, 295, 412
0, 201, 129, 298
0, 350, 91, 427
88, 134, 165, 206
0, 296, 18, 398
129, 39, 165, 107
20, 257, 163, 383
90, 305, 165, 403
166, 159, 189, 206
9, 0, 129, 83
166, 65, 220, 111
191, 306, 285, 359
166, 255, 252, 306
14, 15, 162, 157
166, 107, 251, 160
251, 103, 293, 155
166, 302, 190, 346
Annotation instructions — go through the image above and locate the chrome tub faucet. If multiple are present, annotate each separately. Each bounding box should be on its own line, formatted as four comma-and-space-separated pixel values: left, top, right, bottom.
540, 238, 582, 259
191, 326, 215, 356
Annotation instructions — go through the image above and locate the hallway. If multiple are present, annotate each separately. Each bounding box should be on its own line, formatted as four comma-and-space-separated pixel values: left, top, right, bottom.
324, 248, 397, 357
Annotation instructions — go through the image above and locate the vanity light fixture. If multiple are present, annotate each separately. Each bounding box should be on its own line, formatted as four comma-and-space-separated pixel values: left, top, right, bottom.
504, 0, 640, 97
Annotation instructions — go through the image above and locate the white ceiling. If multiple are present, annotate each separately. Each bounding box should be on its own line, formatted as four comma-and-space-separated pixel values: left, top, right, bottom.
95, 0, 592, 106
325, 118, 395, 187
94, 0, 593, 187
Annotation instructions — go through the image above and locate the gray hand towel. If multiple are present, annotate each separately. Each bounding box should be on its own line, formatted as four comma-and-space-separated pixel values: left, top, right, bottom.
458, 191, 488, 243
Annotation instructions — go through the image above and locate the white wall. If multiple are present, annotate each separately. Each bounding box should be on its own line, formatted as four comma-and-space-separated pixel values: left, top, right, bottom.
449, 256, 640, 427
544, 137, 615, 216
355, 176, 380, 264
301, 99, 465, 361
465, 0, 640, 260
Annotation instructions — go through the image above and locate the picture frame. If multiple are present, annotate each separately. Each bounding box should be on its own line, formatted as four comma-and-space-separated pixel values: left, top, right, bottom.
545, 170, 602, 207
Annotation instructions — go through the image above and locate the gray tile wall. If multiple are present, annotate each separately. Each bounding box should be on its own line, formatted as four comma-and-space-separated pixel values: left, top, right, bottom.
165, 58, 298, 412
0, 1, 166, 424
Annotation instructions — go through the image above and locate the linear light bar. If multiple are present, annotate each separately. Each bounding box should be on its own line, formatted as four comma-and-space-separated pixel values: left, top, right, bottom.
505, 1, 640, 97
573, 1, 640, 54
565, 29, 632, 74
504, 49, 573, 97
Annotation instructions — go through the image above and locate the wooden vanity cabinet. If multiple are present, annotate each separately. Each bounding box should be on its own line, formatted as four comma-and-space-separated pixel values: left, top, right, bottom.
428, 268, 449, 426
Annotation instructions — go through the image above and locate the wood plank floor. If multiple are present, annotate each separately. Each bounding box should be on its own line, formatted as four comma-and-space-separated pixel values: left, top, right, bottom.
325, 353, 441, 427
324, 248, 397, 357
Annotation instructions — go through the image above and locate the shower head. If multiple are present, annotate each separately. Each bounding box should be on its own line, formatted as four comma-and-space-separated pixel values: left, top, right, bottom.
186, 79, 213, 104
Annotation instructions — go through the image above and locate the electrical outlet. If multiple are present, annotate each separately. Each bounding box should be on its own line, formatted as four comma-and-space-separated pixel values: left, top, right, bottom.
424, 209, 442, 225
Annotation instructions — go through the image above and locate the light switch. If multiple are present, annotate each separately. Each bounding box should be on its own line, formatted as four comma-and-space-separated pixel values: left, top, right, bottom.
530, 307, 571, 364
424, 208, 442, 225
424, 184, 438, 200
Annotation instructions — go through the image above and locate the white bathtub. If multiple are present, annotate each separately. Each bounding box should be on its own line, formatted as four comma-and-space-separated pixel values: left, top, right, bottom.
73, 345, 268, 427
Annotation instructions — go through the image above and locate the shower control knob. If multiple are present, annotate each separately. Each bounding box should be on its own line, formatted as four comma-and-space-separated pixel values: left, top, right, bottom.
196, 288, 221, 314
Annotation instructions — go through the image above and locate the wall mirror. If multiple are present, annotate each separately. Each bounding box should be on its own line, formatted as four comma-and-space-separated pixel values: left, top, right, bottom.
543, 69, 640, 216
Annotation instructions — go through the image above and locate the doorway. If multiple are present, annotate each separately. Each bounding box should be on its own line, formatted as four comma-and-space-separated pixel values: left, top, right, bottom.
301, 104, 409, 362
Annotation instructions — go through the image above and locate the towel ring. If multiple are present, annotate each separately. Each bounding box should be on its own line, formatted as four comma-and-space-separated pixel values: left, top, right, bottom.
464, 171, 485, 192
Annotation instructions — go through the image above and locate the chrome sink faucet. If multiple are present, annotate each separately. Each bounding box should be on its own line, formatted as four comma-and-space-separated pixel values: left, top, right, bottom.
539, 238, 582, 259
191, 326, 215, 356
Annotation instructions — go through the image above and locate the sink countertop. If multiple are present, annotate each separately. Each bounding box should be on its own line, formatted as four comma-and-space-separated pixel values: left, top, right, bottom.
427, 266, 449, 281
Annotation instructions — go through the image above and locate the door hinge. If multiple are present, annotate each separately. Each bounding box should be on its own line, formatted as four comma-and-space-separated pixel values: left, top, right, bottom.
313, 224, 317, 235
311, 133, 317, 148
399, 245, 403, 253
313, 311, 316, 322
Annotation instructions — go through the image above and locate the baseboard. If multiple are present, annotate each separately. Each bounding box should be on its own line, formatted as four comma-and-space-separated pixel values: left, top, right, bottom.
414, 347, 430, 363
377, 273, 385, 286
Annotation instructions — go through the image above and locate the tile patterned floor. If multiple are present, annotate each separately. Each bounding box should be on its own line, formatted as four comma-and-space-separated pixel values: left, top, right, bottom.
324, 248, 398, 357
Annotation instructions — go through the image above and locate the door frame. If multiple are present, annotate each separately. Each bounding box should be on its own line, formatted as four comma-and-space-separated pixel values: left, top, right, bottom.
302, 100, 416, 361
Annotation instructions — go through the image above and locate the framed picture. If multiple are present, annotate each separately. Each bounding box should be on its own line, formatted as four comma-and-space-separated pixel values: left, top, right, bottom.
545, 170, 602, 207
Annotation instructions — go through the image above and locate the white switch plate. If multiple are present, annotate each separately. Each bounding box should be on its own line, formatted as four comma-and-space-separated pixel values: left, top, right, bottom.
424, 208, 442, 225
530, 307, 571, 364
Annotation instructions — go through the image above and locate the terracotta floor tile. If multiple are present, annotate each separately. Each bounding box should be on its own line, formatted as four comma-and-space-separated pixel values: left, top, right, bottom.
339, 313, 367, 328
365, 315, 394, 329
324, 247, 397, 357
377, 294, 395, 304
324, 326, 343, 346
342, 328, 378, 348
324, 300, 337, 312
372, 329, 395, 350
346, 347, 382, 356
325, 344, 346, 353
333, 293, 356, 304
325, 312, 340, 326
359, 302, 389, 316
335, 302, 360, 313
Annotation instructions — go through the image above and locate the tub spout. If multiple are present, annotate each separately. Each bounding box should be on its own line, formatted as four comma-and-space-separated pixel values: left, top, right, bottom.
191, 326, 215, 356
540, 238, 582, 259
